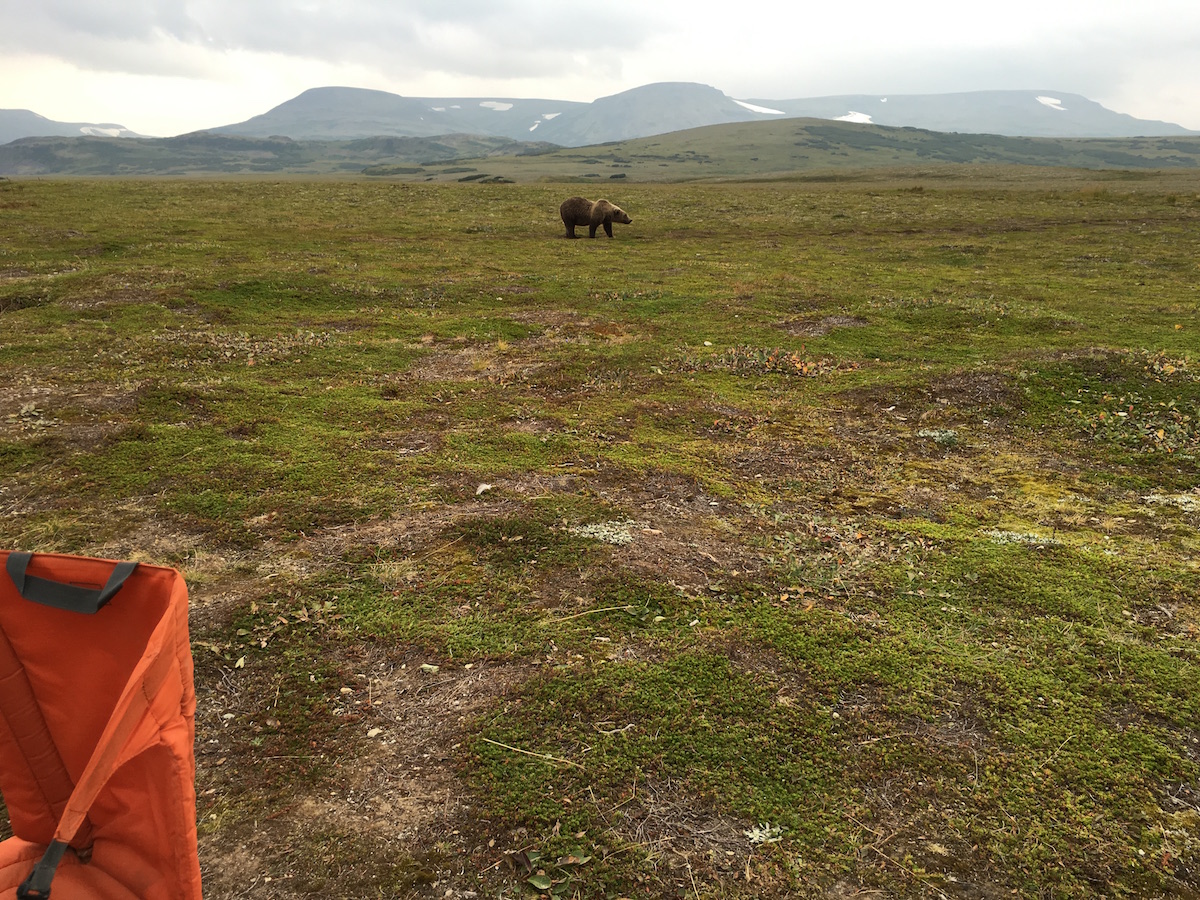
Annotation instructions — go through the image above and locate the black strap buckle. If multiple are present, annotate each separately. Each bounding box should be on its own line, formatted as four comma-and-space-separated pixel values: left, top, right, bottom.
17, 840, 68, 899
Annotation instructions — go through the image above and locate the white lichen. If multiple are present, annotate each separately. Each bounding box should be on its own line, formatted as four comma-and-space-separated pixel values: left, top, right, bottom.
569, 520, 637, 546
917, 427, 959, 446
744, 823, 785, 845
1143, 493, 1198, 512
986, 530, 1060, 547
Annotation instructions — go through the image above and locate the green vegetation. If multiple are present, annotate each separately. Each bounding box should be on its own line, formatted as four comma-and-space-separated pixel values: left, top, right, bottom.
0, 131, 554, 177
1, 172, 1198, 898
4, 119, 1200, 179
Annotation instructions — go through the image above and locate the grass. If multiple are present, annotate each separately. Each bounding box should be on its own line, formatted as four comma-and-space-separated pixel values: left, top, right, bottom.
1, 172, 1199, 898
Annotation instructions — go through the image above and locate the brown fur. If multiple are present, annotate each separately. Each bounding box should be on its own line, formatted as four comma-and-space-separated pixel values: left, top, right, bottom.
559, 196, 632, 238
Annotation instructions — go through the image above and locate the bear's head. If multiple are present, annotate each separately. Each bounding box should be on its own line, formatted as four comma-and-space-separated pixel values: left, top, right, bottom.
612, 206, 632, 225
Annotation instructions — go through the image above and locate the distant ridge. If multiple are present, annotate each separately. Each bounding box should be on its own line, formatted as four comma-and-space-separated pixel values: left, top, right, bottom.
3, 82, 1195, 149
0, 109, 142, 144
746, 91, 1194, 139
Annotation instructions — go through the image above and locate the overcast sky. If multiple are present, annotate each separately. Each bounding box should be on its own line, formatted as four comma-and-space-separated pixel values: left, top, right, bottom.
3, 0, 1199, 136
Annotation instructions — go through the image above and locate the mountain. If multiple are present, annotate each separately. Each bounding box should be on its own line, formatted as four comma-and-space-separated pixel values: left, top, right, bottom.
532, 83, 771, 145
0, 109, 141, 144
745, 91, 1195, 138
203, 83, 1194, 146
208, 86, 587, 142
3, 83, 1195, 151
210, 83, 762, 146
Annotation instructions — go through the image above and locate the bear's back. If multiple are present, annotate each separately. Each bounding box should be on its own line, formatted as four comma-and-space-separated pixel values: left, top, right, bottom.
560, 196, 593, 225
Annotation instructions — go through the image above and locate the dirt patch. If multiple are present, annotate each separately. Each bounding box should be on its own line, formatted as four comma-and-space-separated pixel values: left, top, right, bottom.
501, 416, 567, 436
401, 313, 646, 387
560, 466, 777, 590
197, 647, 531, 899
358, 430, 444, 456
615, 779, 759, 871
405, 346, 545, 384
310, 658, 526, 839
60, 287, 169, 311
0, 377, 142, 448
836, 368, 1017, 426
778, 315, 869, 337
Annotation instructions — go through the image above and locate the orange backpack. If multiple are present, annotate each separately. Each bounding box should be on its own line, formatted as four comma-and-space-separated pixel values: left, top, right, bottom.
0, 551, 202, 899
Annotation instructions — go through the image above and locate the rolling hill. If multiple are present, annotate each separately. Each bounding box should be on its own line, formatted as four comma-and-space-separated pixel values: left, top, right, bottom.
0, 132, 555, 177
3, 117, 1199, 179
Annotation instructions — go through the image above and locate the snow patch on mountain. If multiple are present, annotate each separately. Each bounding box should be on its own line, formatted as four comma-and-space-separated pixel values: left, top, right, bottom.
1037, 96, 1067, 111
528, 112, 562, 133
480, 101, 514, 112
734, 99, 785, 115
835, 111, 873, 124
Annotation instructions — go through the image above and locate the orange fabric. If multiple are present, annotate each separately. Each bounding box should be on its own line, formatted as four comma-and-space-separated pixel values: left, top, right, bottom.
0, 551, 202, 899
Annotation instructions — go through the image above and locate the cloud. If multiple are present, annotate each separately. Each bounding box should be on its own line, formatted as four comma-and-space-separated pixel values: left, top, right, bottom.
0, 0, 666, 84
3, 0, 1200, 133
1, 1, 208, 77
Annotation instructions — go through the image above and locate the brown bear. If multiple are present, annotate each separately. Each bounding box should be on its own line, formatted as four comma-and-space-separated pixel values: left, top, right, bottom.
559, 196, 632, 239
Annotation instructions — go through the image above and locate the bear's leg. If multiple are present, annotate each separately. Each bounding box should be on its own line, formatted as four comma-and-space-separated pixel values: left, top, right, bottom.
603, 219, 614, 238
564, 222, 577, 238
588, 223, 598, 238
